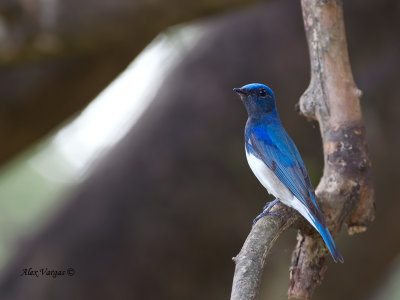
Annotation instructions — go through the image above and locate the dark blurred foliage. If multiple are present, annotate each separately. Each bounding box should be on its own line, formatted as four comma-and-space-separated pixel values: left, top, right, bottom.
0, 0, 399, 299
0, 0, 258, 166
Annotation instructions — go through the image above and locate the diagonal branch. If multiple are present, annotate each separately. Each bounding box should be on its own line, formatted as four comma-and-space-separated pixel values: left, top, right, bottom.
231, 204, 299, 300
231, 0, 375, 299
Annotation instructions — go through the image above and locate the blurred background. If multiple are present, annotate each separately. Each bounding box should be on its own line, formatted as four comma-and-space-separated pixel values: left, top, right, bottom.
0, 0, 399, 299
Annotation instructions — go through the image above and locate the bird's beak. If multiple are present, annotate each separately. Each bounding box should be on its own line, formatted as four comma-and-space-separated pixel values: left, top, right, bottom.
233, 88, 249, 96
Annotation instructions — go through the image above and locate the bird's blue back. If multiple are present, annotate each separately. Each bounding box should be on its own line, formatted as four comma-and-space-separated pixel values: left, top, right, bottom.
245, 115, 320, 218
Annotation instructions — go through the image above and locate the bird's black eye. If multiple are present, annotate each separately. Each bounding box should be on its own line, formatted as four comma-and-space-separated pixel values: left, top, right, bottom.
258, 89, 267, 97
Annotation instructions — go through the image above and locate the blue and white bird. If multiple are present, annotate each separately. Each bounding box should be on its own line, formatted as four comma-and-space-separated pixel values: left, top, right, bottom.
234, 83, 343, 263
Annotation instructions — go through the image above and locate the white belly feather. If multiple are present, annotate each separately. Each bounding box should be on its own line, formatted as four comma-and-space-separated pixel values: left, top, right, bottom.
245, 148, 317, 228
246, 150, 292, 202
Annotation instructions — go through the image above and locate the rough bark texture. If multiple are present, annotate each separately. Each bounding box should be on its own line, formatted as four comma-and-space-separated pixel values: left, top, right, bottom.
231, 204, 298, 300
288, 0, 375, 298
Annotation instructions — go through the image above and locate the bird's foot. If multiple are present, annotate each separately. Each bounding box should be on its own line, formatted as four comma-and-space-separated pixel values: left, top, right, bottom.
253, 198, 280, 225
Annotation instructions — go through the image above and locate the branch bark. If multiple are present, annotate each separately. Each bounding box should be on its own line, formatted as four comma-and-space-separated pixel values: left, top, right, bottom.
231, 204, 298, 300
289, 0, 375, 297
231, 0, 375, 299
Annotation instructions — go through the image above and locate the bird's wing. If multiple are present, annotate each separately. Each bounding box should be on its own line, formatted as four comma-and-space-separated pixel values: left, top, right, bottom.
248, 124, 324, 222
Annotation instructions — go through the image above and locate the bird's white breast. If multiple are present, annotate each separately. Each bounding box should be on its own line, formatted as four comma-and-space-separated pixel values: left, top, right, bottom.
245, 145, 318, 228
245, 150, 292, 202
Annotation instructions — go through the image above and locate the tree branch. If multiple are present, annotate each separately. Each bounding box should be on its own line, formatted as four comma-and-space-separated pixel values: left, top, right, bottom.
231, 204, 298, 300
231, 0, 375, 299
289, 0, 375, 297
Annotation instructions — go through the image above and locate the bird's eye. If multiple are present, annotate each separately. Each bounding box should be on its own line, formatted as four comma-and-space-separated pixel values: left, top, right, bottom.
259, 89, 267, 97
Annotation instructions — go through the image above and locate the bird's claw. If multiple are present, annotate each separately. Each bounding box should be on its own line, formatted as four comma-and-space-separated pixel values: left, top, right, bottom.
253, 198, 280, 225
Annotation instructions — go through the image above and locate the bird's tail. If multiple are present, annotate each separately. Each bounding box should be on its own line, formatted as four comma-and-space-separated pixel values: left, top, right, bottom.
292, 197, 344, 263
311, 217, 344, 263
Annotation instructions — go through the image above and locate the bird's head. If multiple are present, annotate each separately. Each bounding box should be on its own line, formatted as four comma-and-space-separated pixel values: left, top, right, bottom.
233, 83, 276, 115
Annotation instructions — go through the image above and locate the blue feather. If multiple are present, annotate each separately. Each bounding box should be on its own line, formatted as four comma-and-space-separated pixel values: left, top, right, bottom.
310, 215, 344, 263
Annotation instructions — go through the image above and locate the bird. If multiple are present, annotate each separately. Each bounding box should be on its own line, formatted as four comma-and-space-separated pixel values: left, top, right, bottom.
233, 83, 343, 263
